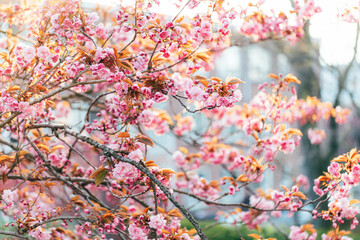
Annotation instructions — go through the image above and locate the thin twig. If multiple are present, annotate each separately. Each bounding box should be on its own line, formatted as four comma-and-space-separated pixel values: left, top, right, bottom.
0, 230, 31, 240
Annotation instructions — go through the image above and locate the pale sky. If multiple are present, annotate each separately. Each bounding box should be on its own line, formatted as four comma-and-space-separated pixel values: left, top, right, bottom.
309, 0, 360, 65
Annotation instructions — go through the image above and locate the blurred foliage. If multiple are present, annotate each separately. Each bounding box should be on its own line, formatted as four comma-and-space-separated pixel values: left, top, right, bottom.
181, 220, 287, 240
181, 219, 360, 240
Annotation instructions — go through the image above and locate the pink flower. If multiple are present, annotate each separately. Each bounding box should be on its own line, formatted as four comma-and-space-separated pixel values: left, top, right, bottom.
204, 93, 218, 108
127, 149, 143, 162
307, 128, 326, 145
228, 185, 236, 195
180, 233, 192, 240
95, 23, 108, 39
2, 189, 18, 205
188, 86, 206, 102
138, 109, 154, 127
128, 223, 147, 240
173, 151, 186, 167
217, 97, 231, 107
199, 21, 212, 40
149, 214, 166, 229
37, 46, 51, 60
112, 162, 141, 183
174, 116, 194, 135
249, 118, 263, 132
29, 227, 51, 240
289, 225, 317, 240
233, 89, 243, 102
328, 162, 341, 178
159, 31, 169, 39
0, 166, 8, 174
296, 175, 310, 191
188, 0, 200, 8
23, 46, 36, 61
0, 38, 7, 48
153, 92, 168, 103
279, 139, 296, 154
48, 153, 65, 167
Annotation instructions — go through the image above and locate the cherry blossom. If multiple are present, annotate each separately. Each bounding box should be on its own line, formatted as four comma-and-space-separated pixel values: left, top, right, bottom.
308, 128, 326, 145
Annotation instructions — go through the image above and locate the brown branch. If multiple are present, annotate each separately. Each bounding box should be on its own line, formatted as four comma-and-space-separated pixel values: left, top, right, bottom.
147, 42, 159, 70
102, 30, 115, 48
0, 137, 18, 150
6, 175, 107, 184
25, 136, 103, 208
55, 133, 96, 169
0, 79, 106, 128
149, 40, 204, 73
120, 31, 137, 52
173, 95, 216, 113
0, 230, 31, 240
85, 90, 115, 122
80, 28, 97, 49
172, 0, 191, 22
0, 30, 35, 44
172, 188, 312, 213
39, 126, 208, 240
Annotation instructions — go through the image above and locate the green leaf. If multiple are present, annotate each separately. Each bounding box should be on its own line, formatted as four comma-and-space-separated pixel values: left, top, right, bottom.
89, 167, 108, 187
95, 169, 108, 187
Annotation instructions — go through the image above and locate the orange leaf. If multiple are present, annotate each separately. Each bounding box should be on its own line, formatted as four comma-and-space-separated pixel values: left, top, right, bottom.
74, 200, 86, 208
210, 77, 222, 82
121, 78, 133, 86
145, 160, 158, 167
0, 155, 14, 163
179, 147, 188, 154
35, 85, 48, 92
194, 51, 211, 63
175, 15, 184, 23
44, 182, 57, 189
167, 209, 183, 218
120, 205, 129, 211
281, 185, 289, 192
71, 196, 80, 201
236, 174, 249, 182
332, 155, 347, 163
292, 191, 307, 200
284, 73, 301, 84
117, 132, 130, 138
7, 85, 20, 92
36, 143, 49, 152
286, 128, 303, 137
135, 135, 154, 147
226, 77, 245, 85
349, 148, 358, 159
349, 199, 360, 205
268, 73, 279, 80
248, 233, 262, 239
199, 79, 209, 87
157, 207, 165, 214
187, 229, 197, 235
119, 61, 134, 71
161, 168, 175, 175
179, 23, 191, 31
51, 145, 65, 152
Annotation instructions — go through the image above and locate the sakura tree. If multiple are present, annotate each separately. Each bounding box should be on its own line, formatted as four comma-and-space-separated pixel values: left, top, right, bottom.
0, 0, 357, 239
